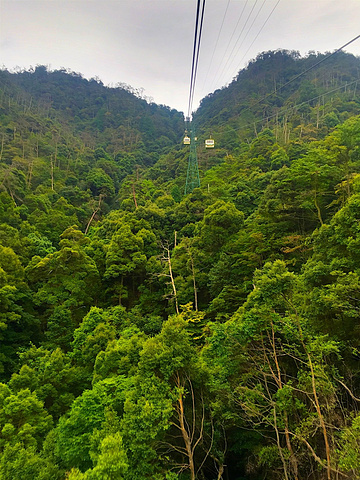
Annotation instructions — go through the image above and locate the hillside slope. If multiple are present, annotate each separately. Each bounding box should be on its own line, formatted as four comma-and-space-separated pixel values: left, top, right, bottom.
194, 50, 360, 144
1, 53, 360, 480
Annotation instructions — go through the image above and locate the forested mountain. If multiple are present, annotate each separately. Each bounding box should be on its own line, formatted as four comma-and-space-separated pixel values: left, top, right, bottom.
195, 50, 360, 136
1, 51, 360, 480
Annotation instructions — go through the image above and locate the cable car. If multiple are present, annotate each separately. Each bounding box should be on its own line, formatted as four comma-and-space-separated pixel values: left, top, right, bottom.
183, 135, 191, 145
205, 137, 214, 148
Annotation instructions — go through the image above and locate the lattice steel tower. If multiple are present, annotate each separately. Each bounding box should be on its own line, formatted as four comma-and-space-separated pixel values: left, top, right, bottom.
184, 127, 200, 195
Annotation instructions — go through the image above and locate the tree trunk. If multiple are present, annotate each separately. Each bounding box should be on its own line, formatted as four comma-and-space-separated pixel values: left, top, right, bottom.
177, 387, 196, 480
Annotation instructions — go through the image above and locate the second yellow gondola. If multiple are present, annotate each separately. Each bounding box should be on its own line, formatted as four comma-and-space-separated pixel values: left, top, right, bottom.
205, 137, 214, 148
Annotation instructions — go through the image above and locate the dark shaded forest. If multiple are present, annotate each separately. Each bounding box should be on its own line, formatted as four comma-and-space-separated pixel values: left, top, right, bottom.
1, 50, 360, 480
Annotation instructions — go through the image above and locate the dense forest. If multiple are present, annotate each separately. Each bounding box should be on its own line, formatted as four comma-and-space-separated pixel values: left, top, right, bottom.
1, 50, 360, 480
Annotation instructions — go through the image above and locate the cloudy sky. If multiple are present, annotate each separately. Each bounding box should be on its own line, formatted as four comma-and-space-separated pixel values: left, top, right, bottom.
1, 0, 360, 114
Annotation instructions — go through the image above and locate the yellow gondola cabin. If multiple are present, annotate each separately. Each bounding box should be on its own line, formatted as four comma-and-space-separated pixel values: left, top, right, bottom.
205, 137, 214, 148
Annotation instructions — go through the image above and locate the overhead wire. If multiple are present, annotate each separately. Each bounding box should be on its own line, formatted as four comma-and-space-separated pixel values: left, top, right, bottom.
207, 0, 249, 94
191, 0, 206, 113
187, 0, 202, 119
215, 0, 268, 89
199, 0, 231, 97
211, 0, 260, 93
187, 0, 206, 119
229, 0, 281, 81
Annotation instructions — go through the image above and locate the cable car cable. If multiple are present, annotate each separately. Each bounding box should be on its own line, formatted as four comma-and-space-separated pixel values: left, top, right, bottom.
190, 0, 206, 115
187, 0, 206, 118
187, 0, 202, 119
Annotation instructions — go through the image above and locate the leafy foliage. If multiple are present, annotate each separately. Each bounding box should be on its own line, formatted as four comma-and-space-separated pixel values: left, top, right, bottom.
1, 51, 360, 479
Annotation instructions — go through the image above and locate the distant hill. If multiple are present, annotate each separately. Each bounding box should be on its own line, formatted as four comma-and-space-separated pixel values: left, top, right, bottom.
0, 65, 185, 218
0, 65, 184, 156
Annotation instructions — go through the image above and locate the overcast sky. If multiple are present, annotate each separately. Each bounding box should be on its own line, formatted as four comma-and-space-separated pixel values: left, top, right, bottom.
1, 0, 360, 114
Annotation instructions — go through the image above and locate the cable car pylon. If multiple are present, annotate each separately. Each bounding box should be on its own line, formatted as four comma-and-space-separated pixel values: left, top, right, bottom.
184, 125, 200, 195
